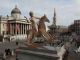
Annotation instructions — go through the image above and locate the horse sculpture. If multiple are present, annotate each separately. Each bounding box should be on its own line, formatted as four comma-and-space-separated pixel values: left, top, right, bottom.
38, 14, 54, 44
27, 14, 54, 46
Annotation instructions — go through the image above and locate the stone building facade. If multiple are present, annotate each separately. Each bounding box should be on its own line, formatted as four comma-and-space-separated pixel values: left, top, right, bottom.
0, 6, 31, 36
69, 20, 80, 35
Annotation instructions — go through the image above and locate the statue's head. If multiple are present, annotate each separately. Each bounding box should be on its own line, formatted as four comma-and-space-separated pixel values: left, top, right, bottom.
41, 14, 50, 23
29, 11, 34, 17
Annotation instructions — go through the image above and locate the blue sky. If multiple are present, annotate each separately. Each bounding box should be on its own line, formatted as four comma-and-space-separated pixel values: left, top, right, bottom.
0, 0, 80, 26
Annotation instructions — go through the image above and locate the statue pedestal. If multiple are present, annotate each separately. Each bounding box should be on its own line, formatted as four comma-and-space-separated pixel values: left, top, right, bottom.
16, 46, 59, 60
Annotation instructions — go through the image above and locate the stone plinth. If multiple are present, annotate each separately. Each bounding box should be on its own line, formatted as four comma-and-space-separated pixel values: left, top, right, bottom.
16, 46, 59, 60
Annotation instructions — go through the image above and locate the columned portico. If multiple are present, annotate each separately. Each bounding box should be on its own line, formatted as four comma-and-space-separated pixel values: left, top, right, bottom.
0, 5, 32, 42
9, 22, 31, 35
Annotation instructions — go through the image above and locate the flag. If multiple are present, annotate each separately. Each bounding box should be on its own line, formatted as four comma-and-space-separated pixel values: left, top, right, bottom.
16, 24, 20, 33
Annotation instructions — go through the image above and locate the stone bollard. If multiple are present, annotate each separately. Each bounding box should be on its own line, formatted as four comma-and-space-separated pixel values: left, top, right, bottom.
3, 38, 5, 42
57, 45, 66, 60
3, 53, 6, 59
11, 50, 14, 56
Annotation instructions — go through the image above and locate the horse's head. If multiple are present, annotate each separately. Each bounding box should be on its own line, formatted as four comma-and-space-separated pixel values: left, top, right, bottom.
41, 14, 50, 23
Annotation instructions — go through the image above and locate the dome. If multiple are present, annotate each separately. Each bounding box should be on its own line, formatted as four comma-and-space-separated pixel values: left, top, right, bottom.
11, 6, 21, 14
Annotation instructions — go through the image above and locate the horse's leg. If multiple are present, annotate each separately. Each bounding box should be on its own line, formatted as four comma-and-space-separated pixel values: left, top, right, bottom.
40, 31, 52, 45
27, 31, 34, 45
28, 37, 33, 44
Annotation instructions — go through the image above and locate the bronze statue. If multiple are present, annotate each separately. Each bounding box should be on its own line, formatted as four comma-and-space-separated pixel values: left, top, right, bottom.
27, 12, 54, 46
29, 11, 38, 32
27, 11, 40, 44
38, 14, 54, 44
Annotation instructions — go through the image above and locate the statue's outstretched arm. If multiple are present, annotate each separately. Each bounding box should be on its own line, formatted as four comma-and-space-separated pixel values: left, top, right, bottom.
34, 17, 40, 19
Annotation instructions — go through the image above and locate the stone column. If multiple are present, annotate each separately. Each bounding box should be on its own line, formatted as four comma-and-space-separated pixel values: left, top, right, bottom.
25, 24, 27, 34
15, 23, 17, 35
20, 24, 22, 34
29, 24, 31, 30
20, 24, 21, 34
23, 24, 24, 34
14, 23, 15, 35
12, 24, 14, 34
28, 24, 29, 30
17, 23, 19, 35
12, 24, 13, 35
19, 24, 21, 34
9, 24, 10, 34
12, 23, 14, 35
25, 24, 26, 34
10, 24, 12, 35
22, 24, 23, 34
28, 24, 30, 30
25, 24, 26, 31
24, 24, 25, 34
11, 24, 13, 35
26, 25, 28, 30
19, 23, 21, 34
18, 23, 20, 34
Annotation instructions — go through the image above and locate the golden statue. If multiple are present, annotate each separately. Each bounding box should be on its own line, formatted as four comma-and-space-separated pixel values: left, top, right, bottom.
27, 11, 54, 47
